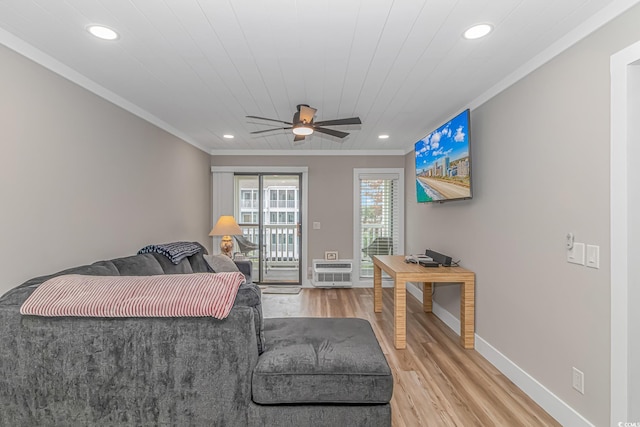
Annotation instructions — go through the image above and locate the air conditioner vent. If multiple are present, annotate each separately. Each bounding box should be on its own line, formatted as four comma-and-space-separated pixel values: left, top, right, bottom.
312, 259, 353, 288
314, 262, 352, 270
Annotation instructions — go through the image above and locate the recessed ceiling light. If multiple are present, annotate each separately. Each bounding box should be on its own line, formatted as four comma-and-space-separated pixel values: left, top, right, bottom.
87, 25, 119, 41
223, 134, 234, 139
378, 134, 390, 139
463, 24, 493, 40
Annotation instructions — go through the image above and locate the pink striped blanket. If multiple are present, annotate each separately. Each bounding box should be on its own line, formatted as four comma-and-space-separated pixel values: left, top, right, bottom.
20, 272, 246, 319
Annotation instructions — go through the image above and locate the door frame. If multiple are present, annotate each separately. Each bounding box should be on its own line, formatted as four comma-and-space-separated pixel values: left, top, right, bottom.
610, 39, 640, 424
211, 166, 309, 286
236, 172, 303, 285
352, 168, 405, 285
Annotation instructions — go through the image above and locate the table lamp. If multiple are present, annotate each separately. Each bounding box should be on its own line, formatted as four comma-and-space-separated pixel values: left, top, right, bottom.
209, 215, 243, 258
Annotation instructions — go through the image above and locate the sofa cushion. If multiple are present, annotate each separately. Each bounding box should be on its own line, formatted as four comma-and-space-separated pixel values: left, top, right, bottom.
110, 253, 164, 275
204, 254, 240, 273
89, 261, 120, 275
151, 253, 194, 274
188, 251, 211, 273
252, 318, 393, 404
13, 262, 121, 292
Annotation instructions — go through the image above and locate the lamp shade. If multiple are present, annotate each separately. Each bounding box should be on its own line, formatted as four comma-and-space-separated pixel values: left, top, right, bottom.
209, 216, 242, 237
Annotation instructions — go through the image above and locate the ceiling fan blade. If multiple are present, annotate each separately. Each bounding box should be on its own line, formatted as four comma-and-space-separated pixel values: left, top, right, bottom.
293, 134, 306, 142
246, 115, 292, 125
298, 105, 317, 124
314, 117, 362, 126
251, 127, 292, 134
314, 127, 349, 138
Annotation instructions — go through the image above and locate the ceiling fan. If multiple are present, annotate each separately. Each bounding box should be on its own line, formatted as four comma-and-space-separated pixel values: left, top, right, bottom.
247, 104, 361, 143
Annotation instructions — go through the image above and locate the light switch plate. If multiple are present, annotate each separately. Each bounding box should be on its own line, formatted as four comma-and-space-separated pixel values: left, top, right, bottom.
568, 242, 585, 265
572, 367, 585, 394
313, 222, 321, 230
586, 245, 600, 269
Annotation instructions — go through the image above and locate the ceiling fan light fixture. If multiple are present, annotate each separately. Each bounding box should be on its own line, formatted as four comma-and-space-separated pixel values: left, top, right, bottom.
248, 105, 360, 143
292, 124, 313, 136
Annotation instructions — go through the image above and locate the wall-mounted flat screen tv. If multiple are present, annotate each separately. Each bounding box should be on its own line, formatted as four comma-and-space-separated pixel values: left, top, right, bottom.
414, 109, 472, 203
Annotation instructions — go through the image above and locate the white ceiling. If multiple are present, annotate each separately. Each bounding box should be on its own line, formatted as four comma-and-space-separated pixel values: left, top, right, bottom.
0, 0, 637, 154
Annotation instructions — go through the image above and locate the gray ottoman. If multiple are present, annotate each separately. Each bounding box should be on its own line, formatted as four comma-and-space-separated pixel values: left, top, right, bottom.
249, 317, 393, 427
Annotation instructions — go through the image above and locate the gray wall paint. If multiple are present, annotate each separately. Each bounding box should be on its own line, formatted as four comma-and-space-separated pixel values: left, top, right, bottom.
0, 45, 212, 295
404, 5, 640, 426
210, 155, 404, 270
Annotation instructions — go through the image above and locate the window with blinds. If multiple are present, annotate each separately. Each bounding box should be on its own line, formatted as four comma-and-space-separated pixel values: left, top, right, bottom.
355, 170, 403, 279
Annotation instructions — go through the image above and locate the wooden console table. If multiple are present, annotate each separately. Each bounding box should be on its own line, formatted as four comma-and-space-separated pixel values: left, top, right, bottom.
373, 255, 475, 350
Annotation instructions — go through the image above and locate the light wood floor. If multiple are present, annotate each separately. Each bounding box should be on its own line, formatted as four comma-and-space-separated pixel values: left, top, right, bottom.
262, 288, 561, 427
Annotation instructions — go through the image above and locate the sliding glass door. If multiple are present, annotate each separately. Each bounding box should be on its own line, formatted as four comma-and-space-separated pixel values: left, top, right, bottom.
234, 173, 302, 285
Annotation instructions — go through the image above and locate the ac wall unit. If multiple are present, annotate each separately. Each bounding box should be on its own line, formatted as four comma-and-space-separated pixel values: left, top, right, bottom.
312, 259, 353, 288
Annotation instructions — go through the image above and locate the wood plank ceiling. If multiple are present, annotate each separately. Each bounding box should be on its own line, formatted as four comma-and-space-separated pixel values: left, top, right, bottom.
0, 0, 634, 153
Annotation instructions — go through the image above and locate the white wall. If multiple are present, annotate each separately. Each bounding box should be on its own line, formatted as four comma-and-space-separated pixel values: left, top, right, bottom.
0, 44, 212, 295
404, 5, 640, 426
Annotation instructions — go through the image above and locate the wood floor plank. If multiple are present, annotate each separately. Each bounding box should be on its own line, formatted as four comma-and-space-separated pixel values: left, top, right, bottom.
262, 288, 560, 426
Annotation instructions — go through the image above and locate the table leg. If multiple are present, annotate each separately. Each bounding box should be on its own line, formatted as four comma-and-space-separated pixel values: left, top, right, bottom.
374, 263, 382, 313
460, 279, 475, 349
423, 282, 433, 312
394, 279, 407, 349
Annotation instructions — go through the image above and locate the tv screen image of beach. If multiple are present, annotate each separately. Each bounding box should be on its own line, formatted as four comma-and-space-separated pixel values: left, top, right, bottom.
414, 109, 471, 203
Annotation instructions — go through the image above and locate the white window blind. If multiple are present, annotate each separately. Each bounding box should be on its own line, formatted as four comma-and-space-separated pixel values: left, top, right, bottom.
356, 171, 403, 278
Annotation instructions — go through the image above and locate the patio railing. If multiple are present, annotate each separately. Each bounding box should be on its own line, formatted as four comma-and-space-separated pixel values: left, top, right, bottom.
237, 223, 391, 276
360, 224, 393, 277
238, 224, 299, 268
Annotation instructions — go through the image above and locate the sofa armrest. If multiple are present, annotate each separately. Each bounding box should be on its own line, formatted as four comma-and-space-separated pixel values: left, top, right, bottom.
235, 260, 253, 283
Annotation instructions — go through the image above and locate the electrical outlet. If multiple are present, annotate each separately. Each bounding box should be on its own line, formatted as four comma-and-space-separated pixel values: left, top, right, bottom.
307, 267, 313, 279
572, 367, 584, 394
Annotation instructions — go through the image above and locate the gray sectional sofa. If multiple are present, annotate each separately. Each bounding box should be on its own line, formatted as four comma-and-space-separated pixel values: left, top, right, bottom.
0, 247, 393, 426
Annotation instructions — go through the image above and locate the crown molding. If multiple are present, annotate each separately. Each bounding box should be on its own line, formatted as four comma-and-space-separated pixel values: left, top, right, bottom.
401, 0, 640, 155
0, 28, 210, 154
468, 0, 640, 111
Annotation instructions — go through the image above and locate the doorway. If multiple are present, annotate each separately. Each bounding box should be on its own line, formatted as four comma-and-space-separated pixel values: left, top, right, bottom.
234, 173, 302, 285
610, 41, 640, 424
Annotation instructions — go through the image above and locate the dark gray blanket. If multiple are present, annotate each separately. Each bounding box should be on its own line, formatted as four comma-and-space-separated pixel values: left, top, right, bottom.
137, 241, 205, 264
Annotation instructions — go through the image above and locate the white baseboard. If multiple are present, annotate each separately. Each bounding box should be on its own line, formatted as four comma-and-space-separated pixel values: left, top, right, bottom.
405, 282, 594, 427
